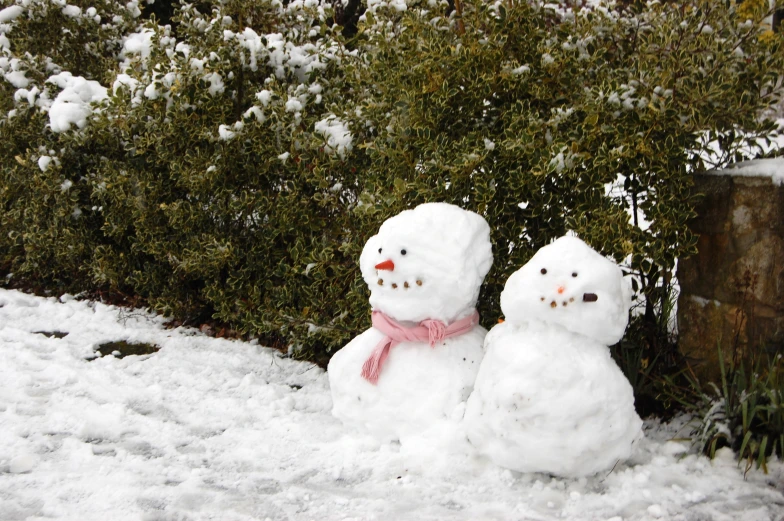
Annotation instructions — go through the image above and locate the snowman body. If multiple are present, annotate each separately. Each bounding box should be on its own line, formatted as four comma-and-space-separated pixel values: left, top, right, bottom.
328, 203, 493, 442
464, 236, 642, 477
329, 325, 486, 442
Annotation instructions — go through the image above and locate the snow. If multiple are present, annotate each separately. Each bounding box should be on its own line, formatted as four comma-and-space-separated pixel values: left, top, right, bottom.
46, 72, 108, 133
37, 156, 52, 172
466, 318, 642, 477
111, 73, 139, 96
218, 124, 236, 140
238, 27, 264, 71
708, 157, 784, 186
203, 72, 225, 96
13, 85, 38, 105
366, 0, 408, 14
256, 89, 273, 106
329, 325, 485, 443
285, 98, 303, 112
1, 288, 783, 520
61, 5, 82, 17
121, 29, 154, 62
4, 70, 29, 89
314, 115, 353, 159
0, 5, 23, 23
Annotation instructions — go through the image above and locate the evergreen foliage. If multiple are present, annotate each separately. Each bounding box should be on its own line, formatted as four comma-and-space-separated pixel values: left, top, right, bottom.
349, 0, 784, 331
1, 0, 783, 365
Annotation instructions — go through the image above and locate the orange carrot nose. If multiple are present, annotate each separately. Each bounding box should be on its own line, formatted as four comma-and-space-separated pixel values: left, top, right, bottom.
557, 286, 566, 294
375, 259, 395, 271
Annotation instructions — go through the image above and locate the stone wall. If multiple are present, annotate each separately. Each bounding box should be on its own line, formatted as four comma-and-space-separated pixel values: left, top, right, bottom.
677, 163, 784, 382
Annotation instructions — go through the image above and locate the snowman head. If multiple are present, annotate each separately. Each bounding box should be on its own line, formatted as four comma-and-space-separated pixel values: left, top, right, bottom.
359, 203, 493, 324
500, 235, 632, 345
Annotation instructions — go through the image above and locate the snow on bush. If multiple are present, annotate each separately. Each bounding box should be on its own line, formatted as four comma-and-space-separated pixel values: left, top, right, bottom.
46, 72, 108, 132
315, 116, 353, 159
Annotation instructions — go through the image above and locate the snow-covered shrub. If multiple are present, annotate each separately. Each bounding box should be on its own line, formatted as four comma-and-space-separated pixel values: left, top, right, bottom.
0, 0, 138, 286
670, 347, 783, 472
344, 0, 784, 353
2, 0, 784, 364
79, 0, 375, 354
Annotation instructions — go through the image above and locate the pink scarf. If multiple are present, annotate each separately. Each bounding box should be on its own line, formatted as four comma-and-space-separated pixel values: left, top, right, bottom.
360, 309, 480, 385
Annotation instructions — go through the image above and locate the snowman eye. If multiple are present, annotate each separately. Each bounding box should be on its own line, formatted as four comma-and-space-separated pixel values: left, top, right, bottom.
540, 268, 547, 275
572, 272, 578, 277
401, 249, 407, 255
378, 248, 382, 253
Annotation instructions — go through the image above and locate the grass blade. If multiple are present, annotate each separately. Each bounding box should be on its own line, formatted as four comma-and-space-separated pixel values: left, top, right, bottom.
738, 431, 753, 463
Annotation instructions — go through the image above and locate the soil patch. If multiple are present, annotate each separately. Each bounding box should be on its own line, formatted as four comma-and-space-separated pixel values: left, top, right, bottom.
95, 340, 160, 359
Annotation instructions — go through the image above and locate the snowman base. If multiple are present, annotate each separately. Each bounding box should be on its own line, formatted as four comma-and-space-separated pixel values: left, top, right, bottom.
464, 321, 643, 478
328, 324, 486, 443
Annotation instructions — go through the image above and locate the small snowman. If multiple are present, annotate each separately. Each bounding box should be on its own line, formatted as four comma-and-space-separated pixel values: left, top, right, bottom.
328, 202, 493, 443
464, 235, 642, 478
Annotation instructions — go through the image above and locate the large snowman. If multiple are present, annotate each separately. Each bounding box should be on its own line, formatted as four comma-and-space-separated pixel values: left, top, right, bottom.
328, 202, 493, 443
464, 235, 642, 478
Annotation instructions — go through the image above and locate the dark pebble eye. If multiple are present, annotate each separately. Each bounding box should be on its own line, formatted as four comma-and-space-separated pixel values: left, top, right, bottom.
401, 249, 407, 255
540, 268, 547, 275
572, 272, 578, 277
378, 248, 382, 253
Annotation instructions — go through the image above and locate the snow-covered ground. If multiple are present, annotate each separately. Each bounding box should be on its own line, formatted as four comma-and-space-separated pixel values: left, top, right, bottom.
1, 288, 783, 521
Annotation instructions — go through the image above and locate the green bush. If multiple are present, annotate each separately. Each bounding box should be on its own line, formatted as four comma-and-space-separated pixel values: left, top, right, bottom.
82, 0, 381, 357
0, 0, 137, 288
347, 0, 784, 328
1, 0, 783, 365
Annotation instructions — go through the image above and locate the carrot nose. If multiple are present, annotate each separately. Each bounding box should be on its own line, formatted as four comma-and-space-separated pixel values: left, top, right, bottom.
557, 286, 566, 294
375, 259, 395, 271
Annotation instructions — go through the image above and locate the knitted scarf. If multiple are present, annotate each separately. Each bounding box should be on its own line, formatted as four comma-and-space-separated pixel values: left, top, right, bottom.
360, 309, 480, 384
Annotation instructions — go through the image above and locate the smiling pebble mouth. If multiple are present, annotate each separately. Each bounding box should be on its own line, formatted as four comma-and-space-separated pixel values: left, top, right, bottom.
376, 279, 423, 290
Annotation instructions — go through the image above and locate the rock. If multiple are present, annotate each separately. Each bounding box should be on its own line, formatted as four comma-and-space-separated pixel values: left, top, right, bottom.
678, 165, 784, 382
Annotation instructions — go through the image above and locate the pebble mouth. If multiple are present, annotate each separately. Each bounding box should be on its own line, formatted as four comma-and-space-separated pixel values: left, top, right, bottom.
376, 278, 423, 290
545, 296, 578, 308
